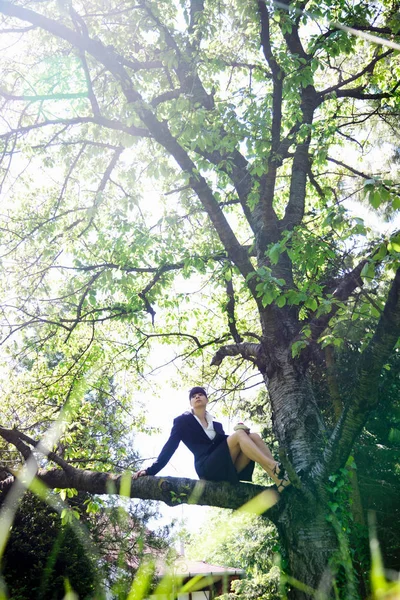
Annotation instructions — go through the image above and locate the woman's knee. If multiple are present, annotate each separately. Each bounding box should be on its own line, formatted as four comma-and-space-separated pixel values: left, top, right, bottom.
228, 430, 247, 449
234, 429, 249, 441
227, 430, 243, 447
249, 432, 261, 442
229, 430, 246, 440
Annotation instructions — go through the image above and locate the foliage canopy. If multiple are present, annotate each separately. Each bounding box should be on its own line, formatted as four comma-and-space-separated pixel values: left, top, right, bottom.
0, 0, 400, 596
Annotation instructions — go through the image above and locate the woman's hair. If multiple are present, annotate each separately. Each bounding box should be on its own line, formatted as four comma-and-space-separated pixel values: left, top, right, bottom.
189, 386, 207, 400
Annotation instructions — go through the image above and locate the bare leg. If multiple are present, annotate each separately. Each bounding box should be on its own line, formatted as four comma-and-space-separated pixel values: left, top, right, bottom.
248, 432, 276, 463
227, 430, 282, 484
234, 450, 251, 474
247, 433, 291, 491
234, 433, 277, 474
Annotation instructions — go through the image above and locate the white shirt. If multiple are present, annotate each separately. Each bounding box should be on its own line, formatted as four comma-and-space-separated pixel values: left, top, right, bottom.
192, 410, 216, 440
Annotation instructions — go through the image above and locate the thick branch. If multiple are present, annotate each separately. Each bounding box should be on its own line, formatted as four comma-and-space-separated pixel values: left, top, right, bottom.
335, 88, 399, 101
0, 469, 277, 514
194, 145, 256, 234
210, 342, 263, 367
321, 267, 400, 475
225, 277, 243, 344
277, 1, 310, 61
0, 427, 75, 475
272, 1, 314, 237
151, 89, 182, 108
188, 0, 205, 50
256, 0, 284, 239
302, 258, 368, 344
144, 2, 213, 111
282, 86, 317, 230
0, 427, 33, 461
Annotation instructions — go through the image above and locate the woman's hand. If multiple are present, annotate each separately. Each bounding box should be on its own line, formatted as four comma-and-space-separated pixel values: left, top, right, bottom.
233, 422, 250, 433
132, 469, 147, 480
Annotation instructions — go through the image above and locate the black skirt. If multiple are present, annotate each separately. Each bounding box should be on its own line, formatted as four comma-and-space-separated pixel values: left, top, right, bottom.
196, 436, 255, 484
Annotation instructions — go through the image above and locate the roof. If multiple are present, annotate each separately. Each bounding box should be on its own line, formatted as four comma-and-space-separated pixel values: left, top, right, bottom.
158, 557, 244, 577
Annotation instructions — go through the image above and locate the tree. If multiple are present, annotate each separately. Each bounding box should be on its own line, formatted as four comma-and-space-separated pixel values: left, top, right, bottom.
0, 0, 399, 597
0, 489, 172, 600
187, 509, 281, 599
1, 492, 99, 599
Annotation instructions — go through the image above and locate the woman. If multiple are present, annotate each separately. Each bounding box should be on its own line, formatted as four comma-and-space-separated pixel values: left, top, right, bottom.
133, 387, 290, 491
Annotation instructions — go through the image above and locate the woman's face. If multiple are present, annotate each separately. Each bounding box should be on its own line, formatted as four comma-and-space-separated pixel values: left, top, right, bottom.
190, 391, 208, 409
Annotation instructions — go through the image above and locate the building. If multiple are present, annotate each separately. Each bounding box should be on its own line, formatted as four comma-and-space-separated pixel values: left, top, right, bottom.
149, 556, 244, 599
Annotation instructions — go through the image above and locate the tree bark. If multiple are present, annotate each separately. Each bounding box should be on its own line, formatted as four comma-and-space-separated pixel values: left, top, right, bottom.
276, 496, 339, 599
0, 469, 277, 512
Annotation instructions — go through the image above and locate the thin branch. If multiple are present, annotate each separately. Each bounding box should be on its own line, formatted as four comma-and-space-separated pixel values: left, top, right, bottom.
308, 166, 325, 198
78, 50, 101, 116
0, 25, 36, 33
0, 89, 88, 102
327, 156, 399, 194
53, 143, 87, 216
319, 49, 393, 98
76, 146, 124, 239
0, 115, 149, 141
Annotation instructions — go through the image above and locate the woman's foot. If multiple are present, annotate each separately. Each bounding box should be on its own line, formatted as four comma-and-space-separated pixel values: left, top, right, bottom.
277, 475, 291, 493
272, 462, 285, 477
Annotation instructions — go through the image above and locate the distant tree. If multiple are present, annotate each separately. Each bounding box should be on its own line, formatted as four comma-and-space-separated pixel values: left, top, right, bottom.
1, 493, 99, 600
88, 497, 172, 598
0, 491, 172, 600
188, 509, 280, 600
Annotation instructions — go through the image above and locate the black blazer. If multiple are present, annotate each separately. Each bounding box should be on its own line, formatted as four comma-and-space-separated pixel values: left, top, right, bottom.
146, 412, 227, 477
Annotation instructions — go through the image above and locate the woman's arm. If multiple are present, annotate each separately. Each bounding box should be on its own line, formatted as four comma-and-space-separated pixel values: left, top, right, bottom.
134, 419, 182, 478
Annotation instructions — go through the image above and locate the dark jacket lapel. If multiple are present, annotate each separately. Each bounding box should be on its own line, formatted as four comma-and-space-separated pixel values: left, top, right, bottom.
186, 412, 211, 441
213, 421, 225, 436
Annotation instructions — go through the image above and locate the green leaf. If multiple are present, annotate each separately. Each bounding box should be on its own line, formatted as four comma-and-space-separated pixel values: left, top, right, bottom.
368, 190, 383, 209
305, 298, 318, 311
392, 196, 400, 210
291, 339, 307, 358
268, 243, 281, 265
360, 262, 375, 280
261, 289, 274, 307
388, 241, 400, 253
276, 295, 286, 307
224, 270, 232, 282
374, 243, 387, 261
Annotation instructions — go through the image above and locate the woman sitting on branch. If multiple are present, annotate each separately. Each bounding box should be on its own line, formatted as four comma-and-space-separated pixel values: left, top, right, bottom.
133, 387, 290, 492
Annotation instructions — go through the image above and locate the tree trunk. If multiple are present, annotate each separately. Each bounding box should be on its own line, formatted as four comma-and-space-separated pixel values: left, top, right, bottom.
276, 493, 341, 599
266, 354, 326, 471
260, 353, 352, 597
